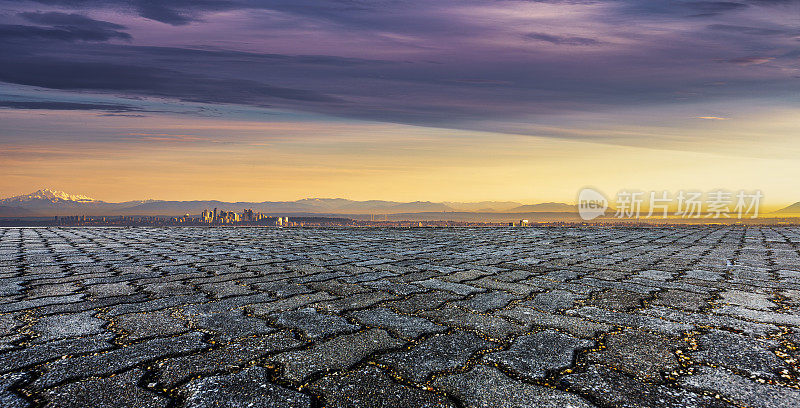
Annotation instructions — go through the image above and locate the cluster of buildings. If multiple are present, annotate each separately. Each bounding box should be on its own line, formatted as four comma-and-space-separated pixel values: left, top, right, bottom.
199, 208, 289, 225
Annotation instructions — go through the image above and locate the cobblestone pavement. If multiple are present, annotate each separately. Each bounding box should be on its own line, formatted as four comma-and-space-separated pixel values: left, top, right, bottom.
1, 227, 800, 408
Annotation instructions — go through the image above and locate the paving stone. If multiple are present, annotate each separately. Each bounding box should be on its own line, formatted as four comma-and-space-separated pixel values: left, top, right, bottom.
0, 372, 30, 408
85, 282, 136, 298
30, 311, 106, 343
640, 306, 781, 337
451, 291, 520, 313
274, 308, 359, 339
104, 294, 208, 316
180, 293, 275, 315
0, 281, 24, 298
440, 269, 494, 283
0, 294, 85, 313
586, 330, 682, 381
521, 290, 584, 313
379, 332, 494, 382
310, 365, 455, 408
155, 332, 305, 388
43, 368, 168, 408
312, 291, 397, 313
182, 308, 276, 341
199, 280, 253, 298
714, 305, 800, 326
27, 283, 79, 298
634, 269, 675, 281
496, 307, 612, 338
719, 290, 777, 311
576, 278, 657, 295
691, 329, 787, 380
651, 290, 712, 312
350, 308, 445, 339
584, 289, 649, 311
247, 292, 337, 316
433, 365, 594, 408
562, 365, 730, 408
483, 330, 591, 379
363, 280, 428, 296
523, 277, 594, 295
304, 280, 370, 296
143, 281, 196, 297
252, 281, 312, 297
413, 279, 484, 296
684, 269, 723, 281
273, 329, 404, 382
382, 291, 461, 314
419, 305, 526, 340
471, 278, 536, 296
1, 334, 115, 373
34, 293, 150, 316
569, 307, 693, 335
180, 366, 311, 408
679, 365, 800, 408
114, 309, 188, 341
34, 332, 207, 388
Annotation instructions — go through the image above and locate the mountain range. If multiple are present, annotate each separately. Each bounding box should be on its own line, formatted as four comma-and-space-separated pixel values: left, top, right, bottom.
0, 189, 580, 217
3, 189, 798, 218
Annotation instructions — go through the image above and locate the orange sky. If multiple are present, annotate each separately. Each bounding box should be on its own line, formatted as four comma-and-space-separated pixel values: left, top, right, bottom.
1, 109, 798, 211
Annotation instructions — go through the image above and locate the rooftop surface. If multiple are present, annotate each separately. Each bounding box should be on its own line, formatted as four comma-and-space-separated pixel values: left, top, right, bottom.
1, 227, 799, 407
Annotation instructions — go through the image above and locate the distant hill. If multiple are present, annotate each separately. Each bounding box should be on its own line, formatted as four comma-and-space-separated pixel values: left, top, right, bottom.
0, 188, 577, 218
0, 206, 35, 217
444, 201, 522, 212
776, 202, 800, 214
509, 202, 575, 212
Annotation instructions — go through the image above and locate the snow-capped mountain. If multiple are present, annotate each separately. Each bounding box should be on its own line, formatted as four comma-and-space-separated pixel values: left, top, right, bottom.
0, 189, 113, 216
0, 188, 99, 204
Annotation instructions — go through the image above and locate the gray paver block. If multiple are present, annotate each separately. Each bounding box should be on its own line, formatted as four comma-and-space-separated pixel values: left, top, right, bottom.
350, 307, 445, 339
114, 309, 188, 341
691, 330, 787, 380
433, 365, 594, 408
180, 366, 311, 408
275, 308, 359, 339
562, 365, 730, 408
569, 307, 693, 335
521, 290, 584, 313
497, 306, 611, 338
43, 369, 168, 408
379, 332, 494, 382
31, 311, 106, 343
0, 372, 30, 408
310, 365, 454, 408
156, 332, 304, 388
35, 332, 207, 388
586, 330, 682, 381
719, 290, 777, 311
679, 365, 800, 408
273, 329, 404, 382
483, 330, 591, 379
420, 306, 526, 340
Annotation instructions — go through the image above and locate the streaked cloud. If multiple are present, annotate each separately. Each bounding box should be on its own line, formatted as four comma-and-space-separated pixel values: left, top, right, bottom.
0, 0, 797, 203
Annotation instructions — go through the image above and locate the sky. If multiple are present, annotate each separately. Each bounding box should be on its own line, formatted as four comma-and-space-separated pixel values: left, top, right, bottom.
0, 0, 798, 207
